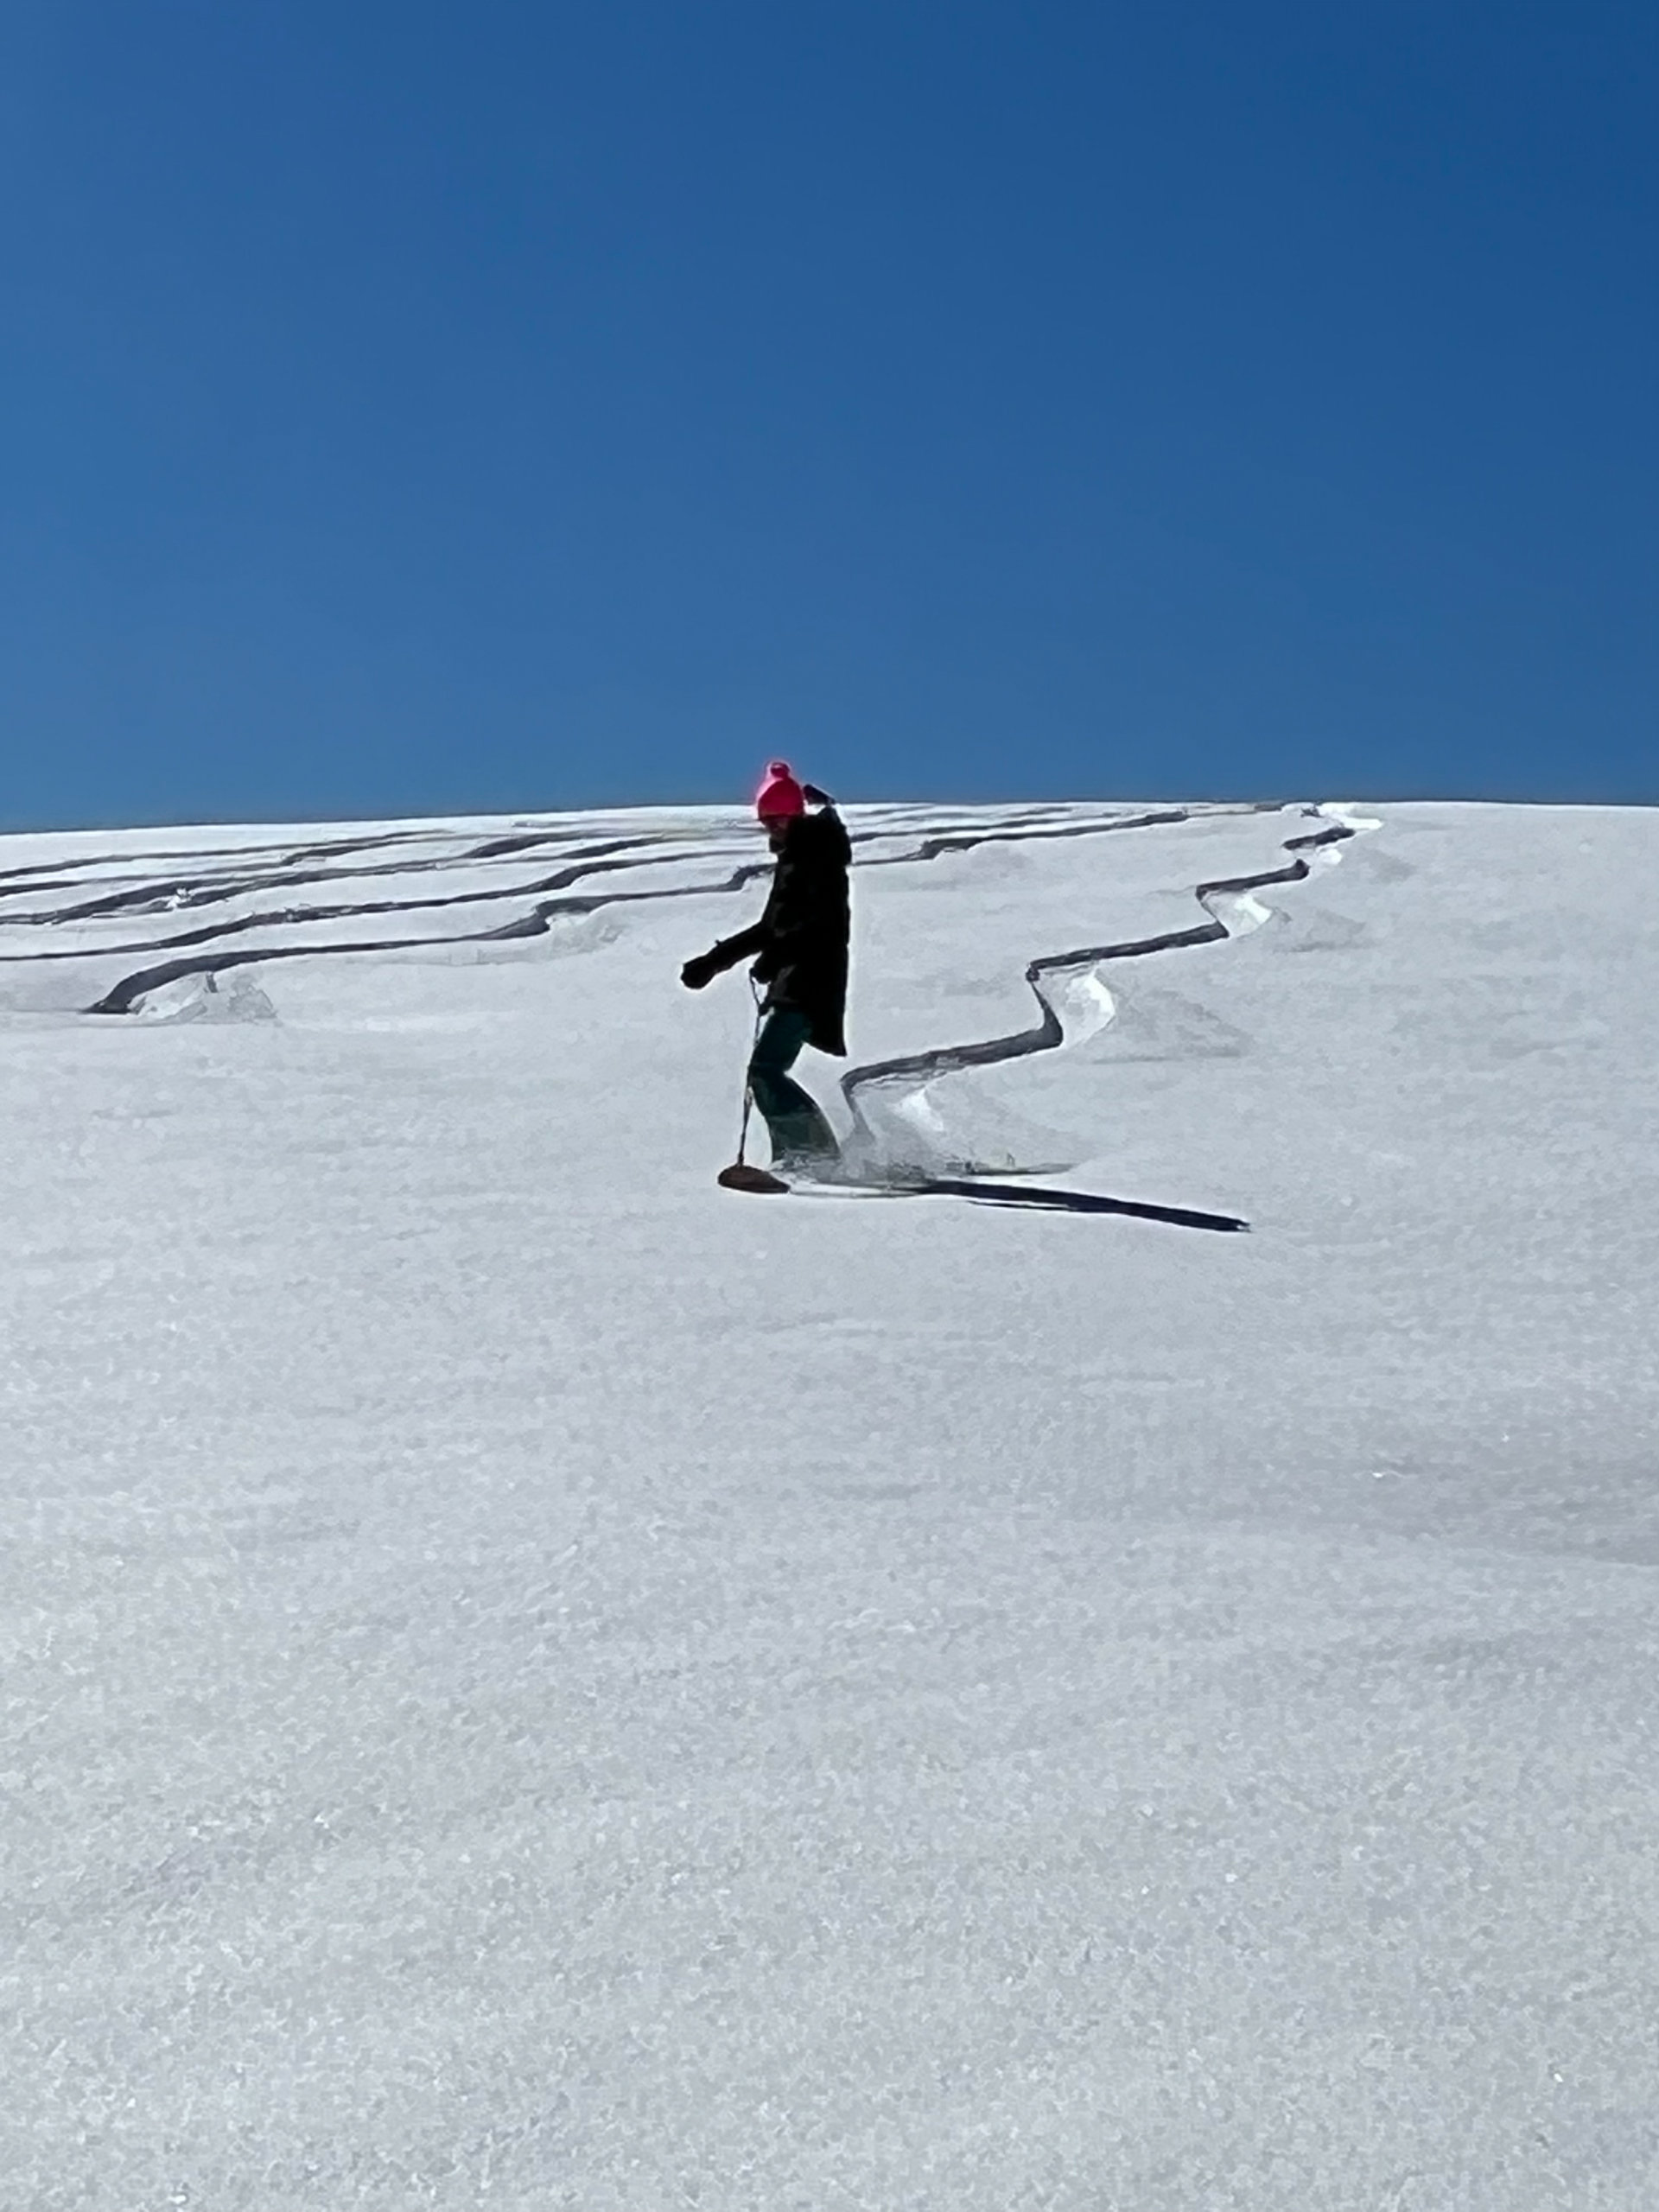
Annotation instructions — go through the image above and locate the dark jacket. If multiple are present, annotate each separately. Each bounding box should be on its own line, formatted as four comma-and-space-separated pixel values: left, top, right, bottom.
702, 805, 851, 1055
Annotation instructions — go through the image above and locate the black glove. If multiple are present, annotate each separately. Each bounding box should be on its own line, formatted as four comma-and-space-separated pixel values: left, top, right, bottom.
802, 783, 832, 807
681, 951, 718, 991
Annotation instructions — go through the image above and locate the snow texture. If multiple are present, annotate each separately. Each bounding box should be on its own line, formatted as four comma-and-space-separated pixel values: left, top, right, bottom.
3, 797, 1658, 2209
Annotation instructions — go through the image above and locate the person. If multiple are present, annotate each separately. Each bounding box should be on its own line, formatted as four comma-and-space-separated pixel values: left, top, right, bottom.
681, 761, 851, 1176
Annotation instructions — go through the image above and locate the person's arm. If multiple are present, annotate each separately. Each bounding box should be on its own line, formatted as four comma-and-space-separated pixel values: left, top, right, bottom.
681, 918, 771, 990
680, 796, 839, 989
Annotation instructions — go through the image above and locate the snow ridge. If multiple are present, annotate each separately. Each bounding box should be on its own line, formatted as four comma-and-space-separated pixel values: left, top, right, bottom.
69, 804, 1256, 1017
839, 804, 1376, 1170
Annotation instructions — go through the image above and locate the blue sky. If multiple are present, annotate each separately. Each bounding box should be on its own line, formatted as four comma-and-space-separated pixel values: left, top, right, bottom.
3, 1, 1654, 830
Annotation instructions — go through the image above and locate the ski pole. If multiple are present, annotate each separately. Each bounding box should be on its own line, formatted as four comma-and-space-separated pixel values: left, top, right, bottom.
734, 982, 764, 1167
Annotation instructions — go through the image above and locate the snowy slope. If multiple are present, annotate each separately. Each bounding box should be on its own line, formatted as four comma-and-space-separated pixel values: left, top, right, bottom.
3, 798, 1657, 2210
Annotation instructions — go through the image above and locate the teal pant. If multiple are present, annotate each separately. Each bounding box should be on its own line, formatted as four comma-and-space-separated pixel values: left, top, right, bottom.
749, 1009, 838, 1163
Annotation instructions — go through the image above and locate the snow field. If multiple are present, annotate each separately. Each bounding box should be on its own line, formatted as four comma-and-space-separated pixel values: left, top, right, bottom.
3, 798, 1656, 2209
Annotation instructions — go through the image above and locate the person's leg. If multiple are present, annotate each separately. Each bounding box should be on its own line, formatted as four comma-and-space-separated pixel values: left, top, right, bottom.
748, 1008, 839, 1165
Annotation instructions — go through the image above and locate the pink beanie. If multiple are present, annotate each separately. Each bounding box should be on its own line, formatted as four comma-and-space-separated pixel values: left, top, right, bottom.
754, 759, 806, 822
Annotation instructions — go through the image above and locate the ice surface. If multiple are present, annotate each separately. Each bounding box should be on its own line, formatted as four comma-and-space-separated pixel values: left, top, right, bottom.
3, 798, 1657, 2209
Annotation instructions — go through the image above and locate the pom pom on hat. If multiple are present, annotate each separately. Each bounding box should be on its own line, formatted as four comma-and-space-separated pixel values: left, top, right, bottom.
754, 760, 806, 821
